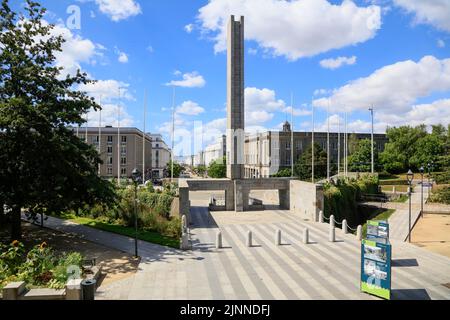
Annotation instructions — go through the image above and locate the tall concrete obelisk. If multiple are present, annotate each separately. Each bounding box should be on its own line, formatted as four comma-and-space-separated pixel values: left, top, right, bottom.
226, 15, 245, 180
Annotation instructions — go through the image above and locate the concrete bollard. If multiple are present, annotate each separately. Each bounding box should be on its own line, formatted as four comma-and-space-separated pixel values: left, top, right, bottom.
329, 225, 336, 242
342, 219, 348, 234
181, 215, 187, 234
319, 211, 324, 223
392, 186, 396, 194
357, 225, 362, 241
216, 231, 222, 249
247, 231, 253, 247
303, 228, 309, 244
66, 279, 83, 300
180, 232, 189, 250
330, 215, 335, 228
275, 230, 281, 246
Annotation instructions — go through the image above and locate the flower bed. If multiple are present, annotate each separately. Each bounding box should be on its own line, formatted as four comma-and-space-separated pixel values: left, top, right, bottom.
0, 241, 83, 291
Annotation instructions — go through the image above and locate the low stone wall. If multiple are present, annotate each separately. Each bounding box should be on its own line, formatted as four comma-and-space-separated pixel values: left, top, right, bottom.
290, 181, 324, 221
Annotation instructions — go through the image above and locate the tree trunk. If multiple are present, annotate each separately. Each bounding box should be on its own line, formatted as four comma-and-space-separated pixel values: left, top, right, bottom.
10, 206, 22, 241
0, 201, 4, 227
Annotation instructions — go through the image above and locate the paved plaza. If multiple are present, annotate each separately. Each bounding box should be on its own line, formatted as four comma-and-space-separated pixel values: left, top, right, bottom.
92, 193, 450, 300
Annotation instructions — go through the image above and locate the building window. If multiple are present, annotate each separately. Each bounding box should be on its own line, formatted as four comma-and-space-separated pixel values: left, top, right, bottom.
107, 167, 113, 175
92, 136, 99, 143
121, 136, 127, 143
286, 141, 291, 150
107, 136, 113, 143
121, 146, 127, 154
121, 167, 127, 176
121, 157, 127, 165
107, 146, 113, 154
107, 157, 113, 165
156, 144, 159, 148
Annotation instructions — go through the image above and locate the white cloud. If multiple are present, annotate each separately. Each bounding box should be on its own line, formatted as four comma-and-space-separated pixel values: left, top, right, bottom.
437, 39, 446, 48
313, 55, 450, 113
184, 24, 194, 33
247, 110, 274, 125
94, 0, 142, 22
394, 0, 450, 32
282, 106, 312, 117
176, 101, 205, 116
166, 71, 206, 88
117, 51, 129, 63
248, 48, 258, 55
78, 80, 134, 102
44, 22, 101, 78
86, 103, 134, 127
147, 45, 154, 53
245, 87, 285, 112
320, 56, 357, 70
197, 0, 381, 60
314, 88, 331, 96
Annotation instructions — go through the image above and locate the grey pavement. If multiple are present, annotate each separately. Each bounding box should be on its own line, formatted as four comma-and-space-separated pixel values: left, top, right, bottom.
26, 197, 450, 300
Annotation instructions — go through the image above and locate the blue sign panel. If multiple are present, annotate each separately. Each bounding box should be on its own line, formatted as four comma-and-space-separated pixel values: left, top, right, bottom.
361, 239, 392, 300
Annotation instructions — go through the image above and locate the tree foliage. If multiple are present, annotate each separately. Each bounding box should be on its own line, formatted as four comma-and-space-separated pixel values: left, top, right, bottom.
348, 139, 378, 173
208, 157, 227, 179
0, 0, 116, 240
380, 125, 448, 173
294, 143, 327, 181
166, 161, 185, 178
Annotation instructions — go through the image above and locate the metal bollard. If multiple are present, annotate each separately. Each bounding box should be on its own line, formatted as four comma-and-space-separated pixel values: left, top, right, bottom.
303, 228, 309, 244
342, 219, 348, 234
330, 215, 335, 228
275, 230, 281, 246
216, 231, 222, 249
247, 231, 253, 247
319, 211, 324, 223
329, 225, 335, 242
81, 279, 96, 300
357, 225, 362, 241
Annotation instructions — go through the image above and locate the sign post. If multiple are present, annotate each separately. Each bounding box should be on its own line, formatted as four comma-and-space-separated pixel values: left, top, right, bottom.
360, 220, 392, 300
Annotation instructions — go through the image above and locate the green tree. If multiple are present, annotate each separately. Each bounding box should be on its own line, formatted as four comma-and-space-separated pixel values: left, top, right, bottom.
380, 125, 428, 173
0, 0, 116, 240
348, 139, 378, 173
272, 168, 292, 178
166, 161, 185, 178
193, 165, 207, 177
294, 143, 327, 181
208, 157, 227, 179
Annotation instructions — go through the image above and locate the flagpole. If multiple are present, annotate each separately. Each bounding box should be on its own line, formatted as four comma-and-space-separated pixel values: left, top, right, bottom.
143, 90, 147, 183
312, 99, 315, 183
171, 87, 176, 183
98, 95, 102, 176
337, 113, 341, 177
327, 99, 330, 181
291, 92, 294, 178
117, 87, 123, 186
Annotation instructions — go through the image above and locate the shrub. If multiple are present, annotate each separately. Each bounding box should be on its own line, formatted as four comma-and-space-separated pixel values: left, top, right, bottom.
429, 186, 450, 204
0, 241, 83, 290
323, 175, 380, 228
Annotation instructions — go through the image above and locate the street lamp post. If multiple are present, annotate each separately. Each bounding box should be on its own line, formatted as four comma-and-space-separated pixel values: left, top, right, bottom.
406, 170, 414, 243
132, 168, 142, 258
419, 166, 424, 219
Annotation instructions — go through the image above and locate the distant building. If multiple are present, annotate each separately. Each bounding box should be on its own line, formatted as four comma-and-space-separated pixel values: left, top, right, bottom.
204, 135, 227, 166
70, 126, 152, 180
193, 151, 205, 167
148, 133, 171, 179
244, 121, 388, 178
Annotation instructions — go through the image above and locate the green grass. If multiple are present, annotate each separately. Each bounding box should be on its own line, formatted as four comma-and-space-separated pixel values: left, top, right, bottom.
55, 213, 180, 249
362, 209, 396, 238
381, 185, 410, 193
391, 194, 408, 203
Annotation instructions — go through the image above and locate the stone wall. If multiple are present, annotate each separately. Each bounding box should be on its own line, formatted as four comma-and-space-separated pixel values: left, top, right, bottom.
290, 181, 324, 221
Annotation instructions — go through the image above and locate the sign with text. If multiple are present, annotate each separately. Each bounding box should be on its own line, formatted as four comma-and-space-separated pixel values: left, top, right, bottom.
360, 239, 392, 300
366, 220, 389, 244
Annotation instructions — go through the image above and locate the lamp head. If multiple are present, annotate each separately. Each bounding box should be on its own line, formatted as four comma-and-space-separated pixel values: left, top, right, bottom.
419, 166, 424, 174
406, 169, 414, 183
132, 168, 141, 183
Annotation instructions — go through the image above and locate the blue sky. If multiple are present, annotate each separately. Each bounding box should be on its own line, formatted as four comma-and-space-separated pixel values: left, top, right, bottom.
15, 0, 450, 156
